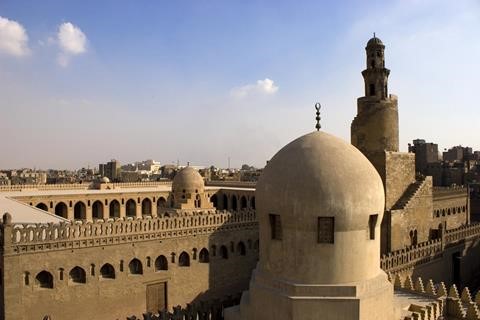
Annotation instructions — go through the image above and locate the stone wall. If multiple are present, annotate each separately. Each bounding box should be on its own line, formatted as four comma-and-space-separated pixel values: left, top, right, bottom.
0, 211, 259, 320
390, 177, 433, 251
384, 152, 416, 210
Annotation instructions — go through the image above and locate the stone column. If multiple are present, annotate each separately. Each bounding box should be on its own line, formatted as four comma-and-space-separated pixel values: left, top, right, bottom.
136, 201, 142, 218
67, 206, 74, 221
120, 200, 126, 218
86, 205, 93, 222
102, 202, 108, 220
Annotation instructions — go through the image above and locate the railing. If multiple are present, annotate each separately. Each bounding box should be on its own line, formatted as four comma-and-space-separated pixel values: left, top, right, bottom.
3, 210, 257, 255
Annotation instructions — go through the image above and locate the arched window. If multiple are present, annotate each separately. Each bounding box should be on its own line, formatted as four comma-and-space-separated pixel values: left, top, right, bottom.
220, 245, 228, 259
74, 202, 86, 220
199, 248, 209, 263
231, 196, 238, 211
157, 197, 167, 214
100, 263, 115, 279
92, 200, 103, 219
55, 202, 68, 218
155, 255, 168, 271
240, 196, 247, 210
211, 245, 217, 257
237, 242, 246, 256
35, 271, 53, 289
178, 252, 190, 267
223, 194, 228, 210
146, 256, 151, 268
109, 200, 120, 218
128, 259, 143, 275
126, 199, 136, 217
36, 203, 48, 211
142, 198, 152, 216
69, 266, 86, 284
195, 194, 201, 208
369, 84, 376, 96
210, 194, 218, 208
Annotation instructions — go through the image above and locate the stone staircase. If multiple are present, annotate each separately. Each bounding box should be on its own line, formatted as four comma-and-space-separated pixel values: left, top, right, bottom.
392, 177, 427, 211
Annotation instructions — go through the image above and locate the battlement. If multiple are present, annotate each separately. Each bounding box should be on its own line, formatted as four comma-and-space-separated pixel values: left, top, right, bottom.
382, 222, 480, 274
391, 274, 480, 320
381, 239, 443, 273
433, 186, 468, 197
205, 181, 256, 189
0, 210, 258, 255
0, 181, 173, 193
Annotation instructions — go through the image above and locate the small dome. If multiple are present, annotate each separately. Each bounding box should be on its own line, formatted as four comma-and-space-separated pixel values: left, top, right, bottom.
367, 36, 383, 47
100, 176, 110, 183
256, 131, 385, 284
172, 167, 204, 192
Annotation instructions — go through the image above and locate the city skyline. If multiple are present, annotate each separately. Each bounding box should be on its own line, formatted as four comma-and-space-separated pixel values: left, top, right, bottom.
1, 0, 480, 169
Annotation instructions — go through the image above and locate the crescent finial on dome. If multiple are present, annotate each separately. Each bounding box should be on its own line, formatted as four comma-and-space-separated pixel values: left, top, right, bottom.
315, 102, 321, 131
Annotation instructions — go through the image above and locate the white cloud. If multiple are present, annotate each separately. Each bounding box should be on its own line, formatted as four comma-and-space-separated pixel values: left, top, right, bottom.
231, 78, 279, 98
0, 16, 30, 57
57, 22, 87, 66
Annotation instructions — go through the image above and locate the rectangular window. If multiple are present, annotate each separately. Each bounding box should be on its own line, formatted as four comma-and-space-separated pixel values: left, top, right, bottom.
369, 214, 378, 240
318, 217, 334, 243
269, 214, 282, 240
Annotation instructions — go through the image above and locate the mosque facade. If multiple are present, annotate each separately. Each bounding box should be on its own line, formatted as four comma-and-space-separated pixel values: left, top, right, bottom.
0, 36, 479, 320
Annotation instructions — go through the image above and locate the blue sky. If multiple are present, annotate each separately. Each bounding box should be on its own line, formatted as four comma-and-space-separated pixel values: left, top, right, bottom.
1, 0, 479, 169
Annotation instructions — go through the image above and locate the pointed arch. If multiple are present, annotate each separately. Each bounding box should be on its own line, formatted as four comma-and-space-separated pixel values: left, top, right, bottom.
126, 199, 136, 217
55, 202, 68, 218
109, 200, 120, 218
35, 271, 53, 289
69, 266, 86, 284
92, 200, 103, 219
155, 255, 168, 271
128, 258, 143, 275
220, 245, 228, 259
74, 201, 86, 220
237, 241, 246, 256
199, 248, 209, 263
100, 263, 115, 279
36, 203, 48, 211
141, 198, 152, 216
240, 196, 247, 210
178, 251, 190, 267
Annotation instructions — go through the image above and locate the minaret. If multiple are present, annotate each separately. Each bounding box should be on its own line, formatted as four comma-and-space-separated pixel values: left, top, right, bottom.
351, 35, 399, 180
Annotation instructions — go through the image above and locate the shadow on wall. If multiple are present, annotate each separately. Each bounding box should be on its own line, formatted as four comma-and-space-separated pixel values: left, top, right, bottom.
133, 191, 258, 319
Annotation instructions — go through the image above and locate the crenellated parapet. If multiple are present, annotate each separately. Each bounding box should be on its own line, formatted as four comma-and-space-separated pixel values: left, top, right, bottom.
391, 274, 480, 320
381, 222, 480, 275
445, 223, 480, 245
0, 181, 174, 193
381, 239, 443, 273
0, 210, 257, 255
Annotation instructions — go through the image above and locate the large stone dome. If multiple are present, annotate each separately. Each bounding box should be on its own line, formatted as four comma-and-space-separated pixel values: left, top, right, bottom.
172, 166, 204, 193
256, 130, 385, 284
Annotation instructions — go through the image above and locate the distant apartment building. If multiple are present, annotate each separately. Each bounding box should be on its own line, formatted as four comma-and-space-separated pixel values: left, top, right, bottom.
408, 139, 439, 174
99, 159, 121, 182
